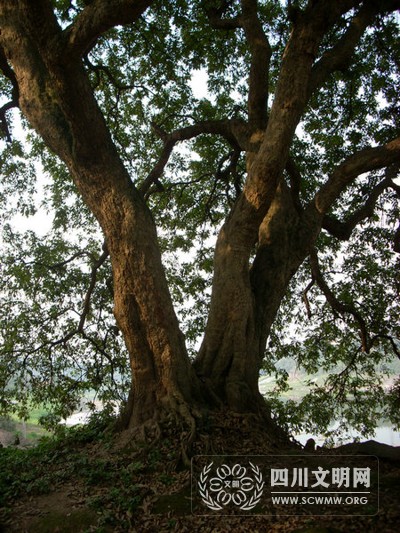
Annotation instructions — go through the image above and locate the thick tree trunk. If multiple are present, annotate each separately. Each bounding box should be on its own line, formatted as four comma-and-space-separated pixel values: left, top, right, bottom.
68, 131, 204, 429
0, 6, 203, 430
101, 183, 202, 427
194, 234, 261, 412
193, 5, 330, 413
0, 0, 328, 432
195, 180, 320, 413
65, 114, 204, 428
250, 182, 318, 355
67, 144, 203, 429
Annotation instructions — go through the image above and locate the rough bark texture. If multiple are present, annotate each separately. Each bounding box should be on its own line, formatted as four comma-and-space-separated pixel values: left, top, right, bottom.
194, 179, 320, 412
193, 2, 333, 409
0, 0, 202, 429
193, 0, 400, 412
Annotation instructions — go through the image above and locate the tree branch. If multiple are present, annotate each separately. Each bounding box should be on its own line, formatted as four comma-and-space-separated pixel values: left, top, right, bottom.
309, 1, 380, 95
238, 1, 362, 218
302, 276, 315, 319
21, 242, 109, 333
321, 166, 399, 240
313, 137, 400, 217
240, 0, 271, 130
371, 334, 400, 360
394, 223, 400, 253
309, 248, 370, 352
78, 244, 110, 332
13, 329, 78, 359
0, 44, 19, 142
285, 155, 303, 211
84, 55, 134, 92
64, 0, 154, 58
0, 99, 17, 142
12, 244, 111, 362
23, 250, 93, 272
309, 0, 400, 96
139, 118, 248, 195
204, 0, 242, 30
203, 1, 271, 129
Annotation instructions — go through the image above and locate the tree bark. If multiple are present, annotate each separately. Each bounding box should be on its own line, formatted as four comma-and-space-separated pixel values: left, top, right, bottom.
194, 179, 319, 412
193, 4, 333, 412
0, 1, 202, 429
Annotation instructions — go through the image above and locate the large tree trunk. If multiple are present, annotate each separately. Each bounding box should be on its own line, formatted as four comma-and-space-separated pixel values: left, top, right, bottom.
194, 179, 319, 413
192, 4, 333, 414
0, 0, 327, 432
0, 4, 203, 430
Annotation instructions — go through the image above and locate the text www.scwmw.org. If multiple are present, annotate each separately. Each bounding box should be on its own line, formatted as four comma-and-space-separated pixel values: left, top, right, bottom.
271, 494, 369, 505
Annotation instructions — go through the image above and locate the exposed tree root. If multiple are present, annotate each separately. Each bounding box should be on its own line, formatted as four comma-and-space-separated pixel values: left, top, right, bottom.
111, 398, 297, 475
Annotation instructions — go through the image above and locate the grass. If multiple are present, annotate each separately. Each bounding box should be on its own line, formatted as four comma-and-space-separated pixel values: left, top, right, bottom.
10, 405, 49, 426
0, 413, 164, 531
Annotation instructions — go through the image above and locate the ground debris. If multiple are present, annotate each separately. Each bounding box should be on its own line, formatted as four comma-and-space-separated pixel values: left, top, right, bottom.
1, 412, 399, 532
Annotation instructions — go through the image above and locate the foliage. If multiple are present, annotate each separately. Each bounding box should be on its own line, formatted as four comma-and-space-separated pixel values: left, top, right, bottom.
0, 411, 115, 506
0, 0, 399, 438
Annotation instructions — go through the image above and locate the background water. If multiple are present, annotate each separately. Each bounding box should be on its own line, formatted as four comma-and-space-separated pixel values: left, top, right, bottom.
295, 424, 400, 447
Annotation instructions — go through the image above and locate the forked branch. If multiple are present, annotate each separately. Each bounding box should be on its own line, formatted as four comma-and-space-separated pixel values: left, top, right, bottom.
64, 0, 154, 57
322, 165, 399, 240
309, 1, 381, 95
140, 118, 248, 195
204, 1, 271, 130
309, 248, 369, 352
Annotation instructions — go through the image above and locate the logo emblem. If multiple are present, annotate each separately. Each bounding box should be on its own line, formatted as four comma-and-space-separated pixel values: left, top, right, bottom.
198, 461, 264, 511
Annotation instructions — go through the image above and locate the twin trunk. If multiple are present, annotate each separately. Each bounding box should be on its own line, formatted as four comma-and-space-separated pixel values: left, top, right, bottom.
0, 10, 321, 428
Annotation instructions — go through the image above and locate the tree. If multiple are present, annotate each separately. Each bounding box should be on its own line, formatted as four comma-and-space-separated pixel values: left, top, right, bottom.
0, 0, 399, 441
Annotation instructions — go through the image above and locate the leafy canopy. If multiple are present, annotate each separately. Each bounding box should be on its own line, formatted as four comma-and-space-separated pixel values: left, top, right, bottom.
0, 0, 399, 438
